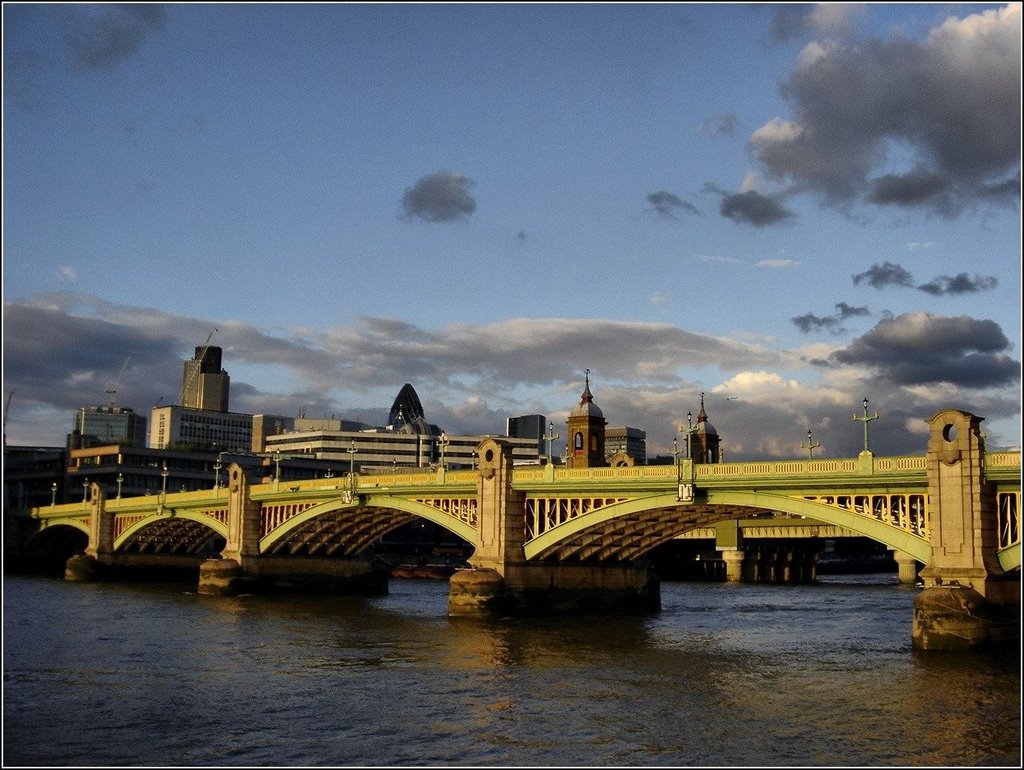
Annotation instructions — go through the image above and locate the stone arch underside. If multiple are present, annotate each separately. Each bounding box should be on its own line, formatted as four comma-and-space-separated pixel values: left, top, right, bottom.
259, 495, 478, 557
523, 490, 932, 564
25, 521, 89, 555
116, 513, 226, 555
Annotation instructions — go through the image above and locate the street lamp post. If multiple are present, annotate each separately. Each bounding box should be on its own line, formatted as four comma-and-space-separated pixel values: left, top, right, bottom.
680, 411, 698, 460
438, 432, 449, 472
853, 397, 880, 453
116, 473, 124, 499
160, 461, 169, 499
347, 440, 358, 493
51, 482, 58, 507
273, 452, 281, 489
672, 437, 685, 482
82, 479, 89, 503
543, 422, 561, 465
801, 429, 821, 460
213, 455, 223, 490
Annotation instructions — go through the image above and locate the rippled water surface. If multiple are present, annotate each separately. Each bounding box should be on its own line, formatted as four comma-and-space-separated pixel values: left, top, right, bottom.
4, 574, 1020, 766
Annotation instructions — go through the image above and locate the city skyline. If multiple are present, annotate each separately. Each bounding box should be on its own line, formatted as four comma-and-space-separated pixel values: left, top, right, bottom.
3, 3, 1021, 460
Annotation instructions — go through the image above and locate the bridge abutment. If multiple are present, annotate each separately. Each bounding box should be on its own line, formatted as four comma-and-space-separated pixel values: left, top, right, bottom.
913, 410, 1020, 650
64, 482, 112, 581
449, 439, 660, 616
197, 464, 389, 596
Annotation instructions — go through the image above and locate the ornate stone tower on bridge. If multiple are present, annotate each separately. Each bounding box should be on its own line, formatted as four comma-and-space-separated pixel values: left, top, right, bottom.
566, 370, 607, 469
689, 393, 721, 464
913, 408, 1019, 649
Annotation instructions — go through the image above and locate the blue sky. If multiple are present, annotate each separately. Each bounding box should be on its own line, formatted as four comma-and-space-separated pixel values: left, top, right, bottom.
3, 2, 1021, 460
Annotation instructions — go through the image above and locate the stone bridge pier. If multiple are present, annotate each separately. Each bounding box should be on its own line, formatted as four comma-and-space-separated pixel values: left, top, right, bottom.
64, 482, 112, 582
448, 438, 660, 616
197, 464, 387, 596
913, 409, 1019, 650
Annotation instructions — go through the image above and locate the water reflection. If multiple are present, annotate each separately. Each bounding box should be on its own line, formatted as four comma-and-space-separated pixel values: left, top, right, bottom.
3, 575, 1020, 767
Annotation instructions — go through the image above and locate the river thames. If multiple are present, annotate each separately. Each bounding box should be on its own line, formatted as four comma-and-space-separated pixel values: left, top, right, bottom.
3, 573, 1020, 767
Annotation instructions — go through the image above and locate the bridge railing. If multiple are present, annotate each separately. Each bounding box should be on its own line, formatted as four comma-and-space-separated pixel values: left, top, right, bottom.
999, 492, 1020, 551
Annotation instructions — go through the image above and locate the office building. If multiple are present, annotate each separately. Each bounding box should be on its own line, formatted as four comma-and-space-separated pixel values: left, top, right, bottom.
71, 403, 147, 447
606, 426, 646, 465
181, 345, 230, 411
506, 414, 547, 454
148, 405, 254, 452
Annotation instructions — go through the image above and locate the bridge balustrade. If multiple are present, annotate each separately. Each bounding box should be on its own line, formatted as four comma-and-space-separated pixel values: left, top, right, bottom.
999, 492, 1019, 551
263, 503, 319, 536
802, 493, 929, 539
525, 496, 631, 538
411, 497, 478, 527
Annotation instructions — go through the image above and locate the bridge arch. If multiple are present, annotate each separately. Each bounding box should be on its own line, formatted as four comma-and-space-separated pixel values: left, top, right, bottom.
524, 490, 932, 564
704, 490, 931, 562
32, 518, 89, 538
114, 511, 228, 552
21, 522, 90, 573
259, 494, 478, 554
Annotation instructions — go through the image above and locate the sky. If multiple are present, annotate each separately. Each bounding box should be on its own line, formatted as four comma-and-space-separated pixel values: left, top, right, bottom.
3, 2, 1021, 461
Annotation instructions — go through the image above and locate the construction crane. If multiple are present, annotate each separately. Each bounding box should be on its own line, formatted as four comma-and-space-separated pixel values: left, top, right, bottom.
105, 356, 132, 407
179, 329, 218, 407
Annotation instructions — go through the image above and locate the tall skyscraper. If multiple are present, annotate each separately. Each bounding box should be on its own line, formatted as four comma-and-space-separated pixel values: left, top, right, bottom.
181, 346, 230, 412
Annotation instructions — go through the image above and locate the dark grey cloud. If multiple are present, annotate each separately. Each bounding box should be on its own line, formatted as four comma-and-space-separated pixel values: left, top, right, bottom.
792, 302, 870, 334
401, 171, 477, 223
752, 5, 1021, 215
3, 294, 789, 448
852, 262, 914, 289
866, 167, 952, 209
852, 261, 1000, 296
835, 302, 871, 319
829, 312, 1019, 388
65, 4, 166, 71
977, 172, 1021, 203
718, 189, 796, 227
917, 273, 999, 296
646, 190, 700, 218
6, 295, 1018, 458
792, 313, 842, 334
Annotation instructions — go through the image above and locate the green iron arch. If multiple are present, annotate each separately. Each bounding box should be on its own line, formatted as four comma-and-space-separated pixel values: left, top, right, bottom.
524, 489, 932, 563
114, 510, 229, 551
259, 493, 478, 553
998, 542, 1020, 572
34, 517, 90, 537
706, 490, 931, 562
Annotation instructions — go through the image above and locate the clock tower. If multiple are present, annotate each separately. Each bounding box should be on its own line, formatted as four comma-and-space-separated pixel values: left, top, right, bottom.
566, 370, 607, 468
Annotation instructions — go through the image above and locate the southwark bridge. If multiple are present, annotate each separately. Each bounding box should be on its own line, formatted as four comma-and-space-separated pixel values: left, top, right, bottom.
26, 409, 1022, 651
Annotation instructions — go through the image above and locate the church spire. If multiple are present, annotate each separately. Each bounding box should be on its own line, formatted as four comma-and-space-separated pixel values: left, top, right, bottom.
580, 368, 594, 404
697, 391, 708, 423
